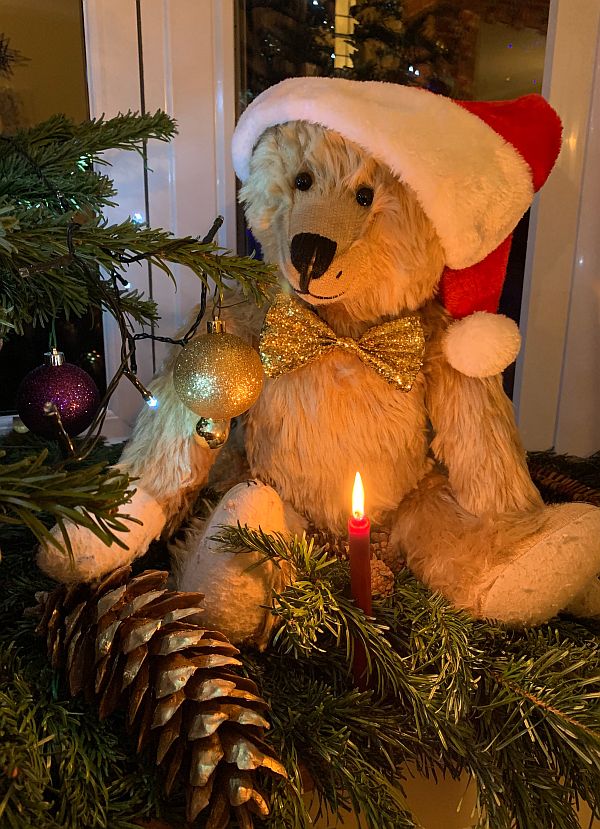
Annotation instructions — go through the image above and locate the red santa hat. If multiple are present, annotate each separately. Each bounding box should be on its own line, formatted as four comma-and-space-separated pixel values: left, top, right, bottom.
232, 78, 562, 377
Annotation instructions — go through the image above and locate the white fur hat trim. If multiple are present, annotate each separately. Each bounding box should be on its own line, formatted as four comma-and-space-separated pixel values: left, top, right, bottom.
442, 312, 522, 377
232, 77, 533, 270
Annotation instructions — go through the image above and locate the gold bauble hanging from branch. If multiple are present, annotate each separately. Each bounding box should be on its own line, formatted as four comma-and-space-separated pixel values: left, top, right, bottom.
173, 320, 264, 421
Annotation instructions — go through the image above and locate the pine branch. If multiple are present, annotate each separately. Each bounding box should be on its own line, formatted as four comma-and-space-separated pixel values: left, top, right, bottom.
87, 222, 276, 304
0, 111, 176, 211
0, 108, 277, 563
215, 525, 469, 751
0, 200, 19, 253
246, 655, 417, 829
0, 168, 116, 214
219, 524, 600, 828
0, 108, 275, 335
0, 645, 168, 829
0, 449, 138, 554
376, 569, 486, 723
0, 110, 173, 154
0, 34, 27, 77
0, 216, 276, 333
5, 486, 600, 828
458, 627, 600, 828
215, 523, 348, 584
490, 655, 600, 750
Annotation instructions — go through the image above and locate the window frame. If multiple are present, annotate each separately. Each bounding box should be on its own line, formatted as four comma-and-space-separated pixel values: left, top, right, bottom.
514, 0, 600, 455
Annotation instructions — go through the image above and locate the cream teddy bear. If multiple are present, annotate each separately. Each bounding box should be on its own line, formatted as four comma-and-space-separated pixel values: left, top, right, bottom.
39, 79, 600, 646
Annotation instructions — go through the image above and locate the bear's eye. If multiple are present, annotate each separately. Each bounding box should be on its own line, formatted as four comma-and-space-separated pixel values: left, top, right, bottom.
356, 186, 374, 207
294, 172, 313, 191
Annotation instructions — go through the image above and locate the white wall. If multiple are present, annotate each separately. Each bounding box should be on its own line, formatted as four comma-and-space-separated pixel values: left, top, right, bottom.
553, 21, 600, 455
0, 0, 88, 127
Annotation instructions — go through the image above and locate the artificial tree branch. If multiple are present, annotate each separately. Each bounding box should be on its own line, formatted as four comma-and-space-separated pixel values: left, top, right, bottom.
1, 216, 276, 333
0, 449, 136, 554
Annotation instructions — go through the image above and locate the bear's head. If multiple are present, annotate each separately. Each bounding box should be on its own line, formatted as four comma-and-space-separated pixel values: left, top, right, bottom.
233, 78, 562, 373
240, 121, 445, 324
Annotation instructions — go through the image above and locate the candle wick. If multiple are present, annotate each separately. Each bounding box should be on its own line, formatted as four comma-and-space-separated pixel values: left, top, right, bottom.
353, 510, 363, 520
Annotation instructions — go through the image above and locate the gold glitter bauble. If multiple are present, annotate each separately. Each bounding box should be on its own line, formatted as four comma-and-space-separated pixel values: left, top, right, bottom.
173, 322, 264, 420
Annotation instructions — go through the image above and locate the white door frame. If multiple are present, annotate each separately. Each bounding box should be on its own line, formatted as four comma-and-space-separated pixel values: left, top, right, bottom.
83, 0, 236, 439
83, 0, 600, 454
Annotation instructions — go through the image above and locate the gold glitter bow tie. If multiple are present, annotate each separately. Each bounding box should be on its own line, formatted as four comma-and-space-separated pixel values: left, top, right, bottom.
259, 293, 425, 392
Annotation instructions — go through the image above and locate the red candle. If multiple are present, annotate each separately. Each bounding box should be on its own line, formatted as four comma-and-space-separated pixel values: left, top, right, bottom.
348, 472, 371, 687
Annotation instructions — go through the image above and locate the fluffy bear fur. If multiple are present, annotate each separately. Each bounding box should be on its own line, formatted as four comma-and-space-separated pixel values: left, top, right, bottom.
39, 121, 600, 643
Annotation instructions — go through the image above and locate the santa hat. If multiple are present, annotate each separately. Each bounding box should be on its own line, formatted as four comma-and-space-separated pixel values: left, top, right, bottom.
232, 78, 562, 377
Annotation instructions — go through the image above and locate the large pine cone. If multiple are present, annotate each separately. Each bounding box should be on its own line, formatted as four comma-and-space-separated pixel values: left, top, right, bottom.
36, 566, 286, 827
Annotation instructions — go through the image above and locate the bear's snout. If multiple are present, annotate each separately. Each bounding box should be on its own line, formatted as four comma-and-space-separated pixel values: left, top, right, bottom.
290, 233, 337, 292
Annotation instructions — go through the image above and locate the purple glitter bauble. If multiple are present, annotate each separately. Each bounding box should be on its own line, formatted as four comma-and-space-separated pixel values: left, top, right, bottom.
16, 358, 101, 438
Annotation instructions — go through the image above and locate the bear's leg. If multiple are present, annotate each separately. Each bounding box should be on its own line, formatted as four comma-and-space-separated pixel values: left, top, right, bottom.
174, 481, 305, 649
565, 579, 600, 618
391, 471, 600, 625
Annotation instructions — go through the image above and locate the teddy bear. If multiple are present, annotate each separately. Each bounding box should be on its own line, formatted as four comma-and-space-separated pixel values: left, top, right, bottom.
38, 78, 600, 647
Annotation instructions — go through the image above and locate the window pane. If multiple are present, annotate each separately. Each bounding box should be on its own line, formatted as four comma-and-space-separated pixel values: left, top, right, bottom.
238, 1, 550, 101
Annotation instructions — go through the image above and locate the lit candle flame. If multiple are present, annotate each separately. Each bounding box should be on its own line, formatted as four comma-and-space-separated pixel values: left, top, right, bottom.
352, 471, 365, 519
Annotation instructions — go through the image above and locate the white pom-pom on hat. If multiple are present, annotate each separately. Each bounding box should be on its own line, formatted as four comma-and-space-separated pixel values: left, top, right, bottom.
442, 312, 521, 378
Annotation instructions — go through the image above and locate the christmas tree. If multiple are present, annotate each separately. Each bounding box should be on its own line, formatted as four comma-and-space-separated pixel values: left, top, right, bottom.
342, 0, 452, 92
0, 109, 274, 552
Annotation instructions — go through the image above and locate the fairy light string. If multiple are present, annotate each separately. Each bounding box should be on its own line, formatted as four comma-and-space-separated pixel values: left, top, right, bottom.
6, 135, 228, 460
64, 216, 224, 462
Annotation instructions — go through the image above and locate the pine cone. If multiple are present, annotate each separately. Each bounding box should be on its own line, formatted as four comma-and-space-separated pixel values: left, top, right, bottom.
307, 526, 404, 573
36, 566, 286, 827
370, 558, 395, 598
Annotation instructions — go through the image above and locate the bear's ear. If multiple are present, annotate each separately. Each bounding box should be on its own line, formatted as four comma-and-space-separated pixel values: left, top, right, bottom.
238, 126, 294, 236
442, 312, 521, 378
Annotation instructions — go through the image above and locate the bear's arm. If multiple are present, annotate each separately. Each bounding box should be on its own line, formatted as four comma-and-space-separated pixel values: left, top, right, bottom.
422, 304, 543, 516
37, 295, 266, 583
118, 294, 267, 526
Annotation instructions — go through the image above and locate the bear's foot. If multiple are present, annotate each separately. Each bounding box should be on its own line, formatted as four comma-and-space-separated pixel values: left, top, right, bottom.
37, 484, 167, 583
479, 503, 600, 625
174, 481, 302, 649
392, 472, 600, 626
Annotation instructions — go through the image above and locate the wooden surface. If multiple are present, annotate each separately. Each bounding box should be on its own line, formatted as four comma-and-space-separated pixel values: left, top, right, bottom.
312, 772, 598, 829
135, 772, 598, 828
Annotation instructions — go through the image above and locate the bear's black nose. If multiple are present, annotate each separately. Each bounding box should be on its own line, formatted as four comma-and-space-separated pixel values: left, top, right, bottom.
290, 233, 337, 292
